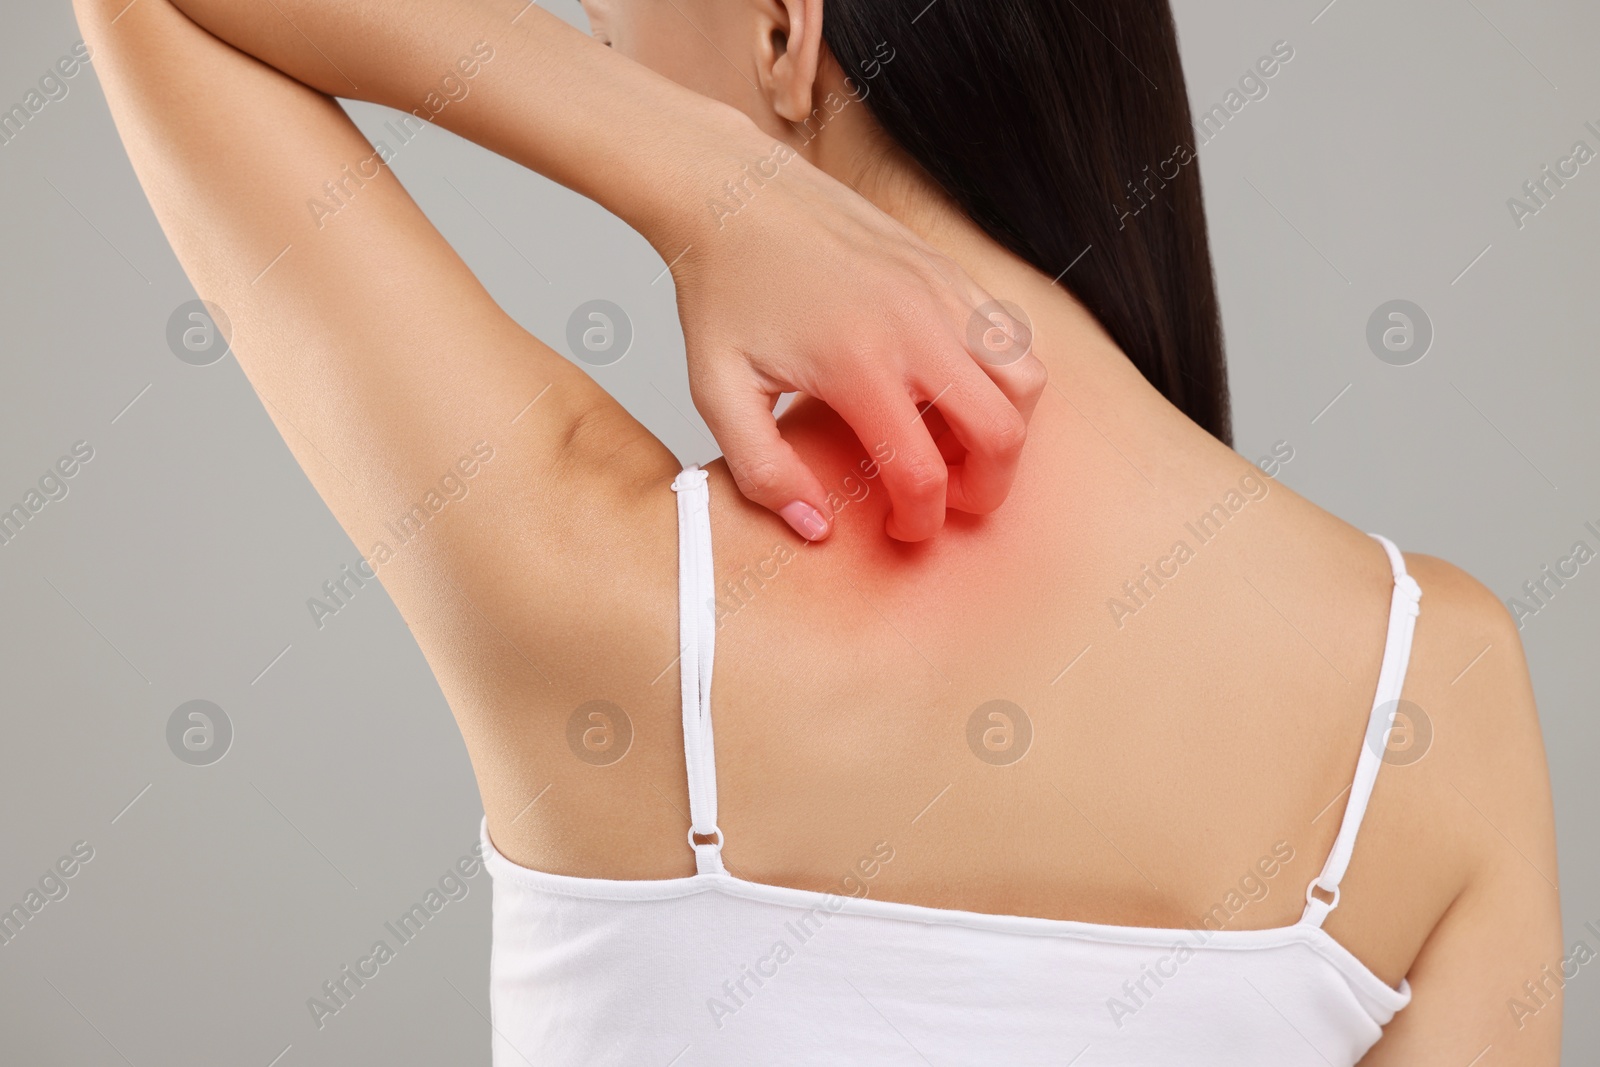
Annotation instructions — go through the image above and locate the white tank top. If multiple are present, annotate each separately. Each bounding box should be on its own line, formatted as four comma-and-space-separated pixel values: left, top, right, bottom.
479, 465, 1421, 1065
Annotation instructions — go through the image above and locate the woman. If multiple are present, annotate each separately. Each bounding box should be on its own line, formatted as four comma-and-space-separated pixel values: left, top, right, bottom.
74, 0, 1560, 1063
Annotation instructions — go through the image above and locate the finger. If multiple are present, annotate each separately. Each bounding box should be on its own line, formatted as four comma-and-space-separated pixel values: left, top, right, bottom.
962, 297, 1050, 421
697, 372, 834, 541
925, 407, 965, 465
827, 384, 949, 542
913, 362, 1027, 515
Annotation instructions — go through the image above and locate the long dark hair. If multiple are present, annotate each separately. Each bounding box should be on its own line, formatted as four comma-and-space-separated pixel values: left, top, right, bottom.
822, 0, 1232, 444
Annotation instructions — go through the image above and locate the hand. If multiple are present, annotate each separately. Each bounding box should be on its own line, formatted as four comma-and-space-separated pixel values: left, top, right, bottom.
661, 134, 1048, 542
131, 0, 1042, 542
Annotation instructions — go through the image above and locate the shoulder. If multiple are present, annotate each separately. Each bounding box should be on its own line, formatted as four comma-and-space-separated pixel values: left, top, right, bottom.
1352, 553, 1561, 1059
1401, 552, 1536, 734
1396, 551, 1553, 889
1404, 552, 1512, 628
1400, 552, 1542, 784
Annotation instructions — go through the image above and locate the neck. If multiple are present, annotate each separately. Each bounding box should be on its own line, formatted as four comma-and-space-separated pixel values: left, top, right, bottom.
795, 109, 1186, 426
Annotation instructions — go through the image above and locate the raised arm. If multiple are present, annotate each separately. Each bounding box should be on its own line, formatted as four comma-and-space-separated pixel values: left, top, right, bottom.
127, 0, 1045, 542
70, 0, 811, 862
72, 0, 683, 696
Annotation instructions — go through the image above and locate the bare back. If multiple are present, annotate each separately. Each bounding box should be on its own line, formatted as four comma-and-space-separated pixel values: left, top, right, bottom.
470, 345, 1551, 1029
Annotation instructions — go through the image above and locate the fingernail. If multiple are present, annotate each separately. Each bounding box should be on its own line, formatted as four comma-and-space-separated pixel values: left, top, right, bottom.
779, 500, 829, 541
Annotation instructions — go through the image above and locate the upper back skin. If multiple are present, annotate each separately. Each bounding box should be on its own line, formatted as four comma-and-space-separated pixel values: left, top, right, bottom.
463, 279, 1543, 1006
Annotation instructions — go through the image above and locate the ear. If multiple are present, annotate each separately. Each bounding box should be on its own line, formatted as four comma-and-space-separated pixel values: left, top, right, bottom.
755, 0, 825, 124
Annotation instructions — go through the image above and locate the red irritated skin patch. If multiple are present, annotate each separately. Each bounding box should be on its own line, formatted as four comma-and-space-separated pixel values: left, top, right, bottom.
700, 388, 1149, 668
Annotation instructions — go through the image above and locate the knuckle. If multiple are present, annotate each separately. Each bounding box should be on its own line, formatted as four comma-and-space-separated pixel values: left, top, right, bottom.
884, 289, 933, 336
898, 454, 947, 500
1016, 355, 1050, 396
824, 335, 887, 377
844, 341, 889, 371
731, 455, 783, 496
988, 410, 1029, 459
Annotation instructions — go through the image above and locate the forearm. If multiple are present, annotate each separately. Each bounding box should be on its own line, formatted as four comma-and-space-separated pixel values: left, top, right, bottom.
80, 0, 761, 255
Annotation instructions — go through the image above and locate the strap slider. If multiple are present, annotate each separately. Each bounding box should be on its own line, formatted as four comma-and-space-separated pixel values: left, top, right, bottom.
688, 825, 724, 875
1304, 877, 1340, 910
671, 466, 709, 492
688, 825, 724, 850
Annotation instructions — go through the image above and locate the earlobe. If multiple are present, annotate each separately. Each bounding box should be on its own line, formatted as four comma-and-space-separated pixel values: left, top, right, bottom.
762, 0, 824, 124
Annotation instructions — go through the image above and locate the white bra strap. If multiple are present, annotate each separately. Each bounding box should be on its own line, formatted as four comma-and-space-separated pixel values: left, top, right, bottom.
671, 466, 724, 875
1302, 533, 1422, 928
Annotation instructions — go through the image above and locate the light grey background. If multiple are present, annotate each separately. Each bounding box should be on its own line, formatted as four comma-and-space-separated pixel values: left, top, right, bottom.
1, 0, 1594, 1062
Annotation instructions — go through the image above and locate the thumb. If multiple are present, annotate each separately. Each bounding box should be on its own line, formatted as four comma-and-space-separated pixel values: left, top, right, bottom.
699, 376, 834, 541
